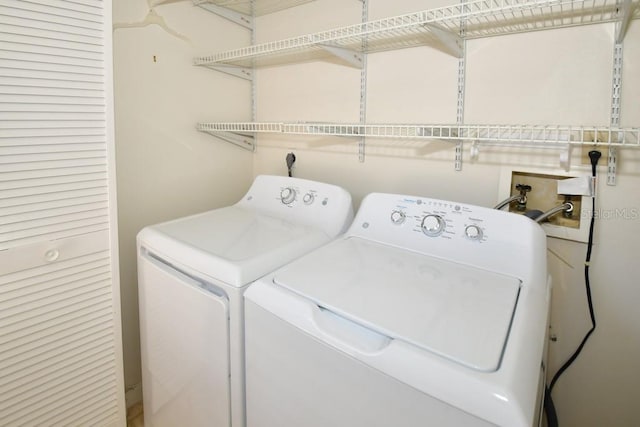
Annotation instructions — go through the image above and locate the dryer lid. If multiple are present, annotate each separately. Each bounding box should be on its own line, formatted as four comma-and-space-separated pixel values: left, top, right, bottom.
273, 236, 521, 372
139, 206, 329, 287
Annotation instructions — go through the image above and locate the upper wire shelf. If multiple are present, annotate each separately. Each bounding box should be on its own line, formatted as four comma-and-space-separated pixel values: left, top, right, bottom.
193, 0, 315, 16
194, 0, 640, 67
197, 122, 640, 147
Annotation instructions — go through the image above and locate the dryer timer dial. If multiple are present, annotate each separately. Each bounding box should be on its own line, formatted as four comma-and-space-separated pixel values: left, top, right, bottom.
280, 187, 296, 205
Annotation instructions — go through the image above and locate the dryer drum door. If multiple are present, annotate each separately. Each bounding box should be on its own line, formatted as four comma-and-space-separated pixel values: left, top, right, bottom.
138, 250, 231, 427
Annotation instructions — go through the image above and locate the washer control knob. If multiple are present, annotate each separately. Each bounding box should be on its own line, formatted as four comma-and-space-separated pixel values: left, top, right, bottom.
303, 192, 315, 205
280, 187, 296, 205
390, 210, 406, 225
465, 224, 483, 240
421, 214, 445, 237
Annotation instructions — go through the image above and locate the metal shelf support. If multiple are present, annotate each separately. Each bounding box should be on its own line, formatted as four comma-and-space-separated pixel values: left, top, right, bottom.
608, 42, 623, 185
193, 1, 253, 28
454, 0, 468, 171
616, 0, 637, 42
201, 130, 256, 151
202, 64, 253, 80
359, 0, 369, 162
319, 45, 363, 68
424, 23, 463, 58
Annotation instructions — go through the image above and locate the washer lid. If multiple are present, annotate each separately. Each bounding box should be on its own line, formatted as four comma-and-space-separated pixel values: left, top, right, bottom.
272, 237, 521, 372
139, 206, 329, 287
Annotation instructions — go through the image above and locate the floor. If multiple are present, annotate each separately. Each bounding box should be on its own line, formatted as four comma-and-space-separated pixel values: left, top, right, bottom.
127, 403, 144, 427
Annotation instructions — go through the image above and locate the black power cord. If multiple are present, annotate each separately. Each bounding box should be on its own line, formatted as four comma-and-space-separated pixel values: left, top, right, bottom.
286, 152, 296, 177
547, 150, 602, 414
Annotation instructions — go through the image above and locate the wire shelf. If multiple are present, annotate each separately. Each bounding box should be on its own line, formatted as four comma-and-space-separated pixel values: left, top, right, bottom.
197, 122, 640, 147
194, 0, 639, 66
192, 0, 315, 16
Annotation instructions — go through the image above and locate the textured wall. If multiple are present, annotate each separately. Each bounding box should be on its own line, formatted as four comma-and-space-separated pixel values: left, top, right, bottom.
112, 0, 253, 406
252, 1, 640, 426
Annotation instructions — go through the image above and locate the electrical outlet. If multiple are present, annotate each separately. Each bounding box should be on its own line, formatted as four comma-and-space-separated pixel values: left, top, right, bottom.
498, 167, 592, 243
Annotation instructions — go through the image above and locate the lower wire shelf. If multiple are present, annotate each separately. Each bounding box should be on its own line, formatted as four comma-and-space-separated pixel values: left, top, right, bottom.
197, 121, 640, 147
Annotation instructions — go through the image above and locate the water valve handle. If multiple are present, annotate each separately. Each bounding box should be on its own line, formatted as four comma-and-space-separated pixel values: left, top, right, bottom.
516, 184, 532, 194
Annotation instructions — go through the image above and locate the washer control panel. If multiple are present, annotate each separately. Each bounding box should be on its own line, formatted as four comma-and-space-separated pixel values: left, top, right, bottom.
347, 192, 547, 287
377, 198, 489, 244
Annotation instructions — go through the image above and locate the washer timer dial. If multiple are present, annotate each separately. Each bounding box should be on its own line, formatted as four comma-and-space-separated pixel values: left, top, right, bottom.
421, 214, 446, 237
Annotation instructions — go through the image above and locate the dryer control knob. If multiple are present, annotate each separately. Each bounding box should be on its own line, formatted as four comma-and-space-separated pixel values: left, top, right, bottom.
465, 224, 483, 241
390, 210, 406, 225
303, 192, 315, 205
421, 214, 445, 237
280, 187, 296, 205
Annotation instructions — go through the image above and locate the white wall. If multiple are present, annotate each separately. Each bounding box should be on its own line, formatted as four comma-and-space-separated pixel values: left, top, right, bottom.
253, 1, 640, 426
112, 0, 253, 406
111, 0, 640, 423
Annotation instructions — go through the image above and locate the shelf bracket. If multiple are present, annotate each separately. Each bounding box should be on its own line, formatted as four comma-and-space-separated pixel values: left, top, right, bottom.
358, 0, 369, 162
193, 1, 253, 29
615, 0, 636, 43
319, 45, 363, 69
608, 42, 623, 185
424, 23, 463, 58
201, 130, 255, 151
560, 143, 571, 171
203, 64, 253, 80
453, 0, 467, 171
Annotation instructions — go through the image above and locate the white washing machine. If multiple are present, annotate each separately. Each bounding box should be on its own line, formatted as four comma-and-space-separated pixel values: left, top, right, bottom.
244, 192, 551, 427
137, 175, 353, 427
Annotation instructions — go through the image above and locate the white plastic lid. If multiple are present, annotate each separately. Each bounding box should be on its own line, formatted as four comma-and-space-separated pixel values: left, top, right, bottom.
273, 237, 521, 371
141, 206, 328, 286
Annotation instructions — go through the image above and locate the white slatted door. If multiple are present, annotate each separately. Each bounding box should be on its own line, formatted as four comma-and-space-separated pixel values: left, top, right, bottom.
0, 0, 125, 425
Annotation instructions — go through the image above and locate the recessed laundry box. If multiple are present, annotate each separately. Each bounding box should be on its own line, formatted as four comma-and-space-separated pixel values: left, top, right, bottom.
244, 192, 551, 427
137, 175, 353, 427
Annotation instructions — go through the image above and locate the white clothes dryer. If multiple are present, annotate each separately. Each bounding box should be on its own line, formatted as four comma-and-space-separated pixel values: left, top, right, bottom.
244, 192, 550, 427
137, 175, 353, 427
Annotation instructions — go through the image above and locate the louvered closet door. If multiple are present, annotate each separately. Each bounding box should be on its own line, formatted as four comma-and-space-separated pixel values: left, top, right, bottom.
0, 0, 125, 425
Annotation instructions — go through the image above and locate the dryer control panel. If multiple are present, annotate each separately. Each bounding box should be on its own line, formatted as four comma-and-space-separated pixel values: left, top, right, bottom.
237, 175, 354, 238
349, 193, 547, 280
